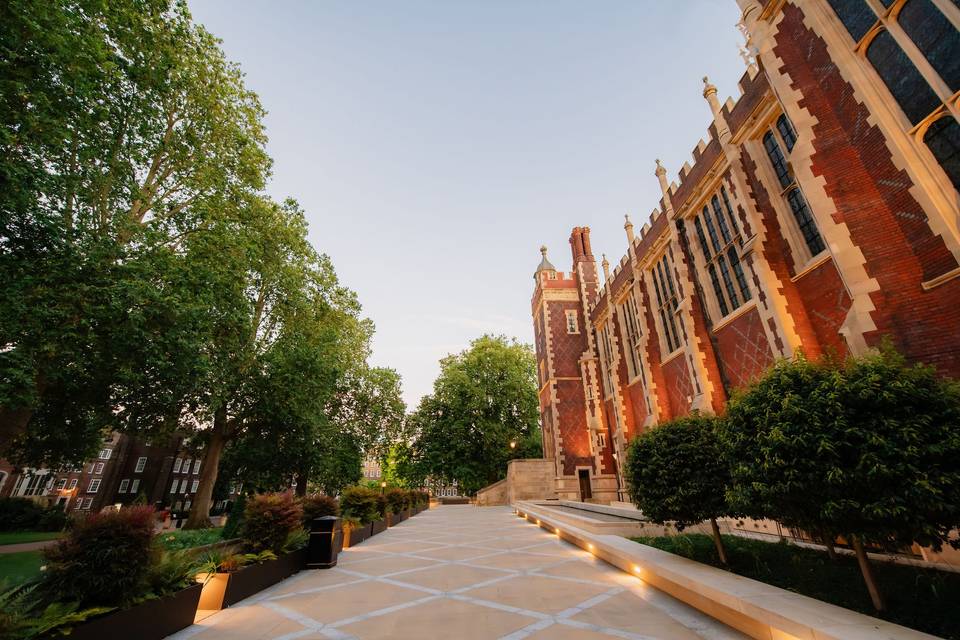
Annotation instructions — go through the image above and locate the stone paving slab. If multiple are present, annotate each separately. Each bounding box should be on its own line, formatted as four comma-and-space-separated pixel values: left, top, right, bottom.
168, 505, 748, 640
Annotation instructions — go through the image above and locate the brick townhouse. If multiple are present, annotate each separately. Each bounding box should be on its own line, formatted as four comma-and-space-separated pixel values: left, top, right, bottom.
532, 0, 960, 504
1, 433, 235, 516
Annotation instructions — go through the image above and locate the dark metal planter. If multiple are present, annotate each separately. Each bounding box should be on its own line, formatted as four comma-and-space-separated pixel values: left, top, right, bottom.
221, 549, 307, 607
63, 583, 203, 640
370, 518, 387, 536
346, 523, 371, 546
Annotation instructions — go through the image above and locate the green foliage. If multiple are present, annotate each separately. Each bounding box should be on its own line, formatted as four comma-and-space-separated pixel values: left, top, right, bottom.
0, 0, 271, 464
301, 494, 339, 525
624, 414, 731, 530
384, 488, 408, 515
241, 493, 303, 554
221, 495, 246, 540
721, 348, 960, 552
145, 548, 206, 598
39, 506, 156, 608
634, 534, 960, 639
0, 498, 66, 532
339, 486, 381, 524
0, 551, 42, 588
0, 584, 113, 640
407, 335, 541, 494
157, 528, 223, 551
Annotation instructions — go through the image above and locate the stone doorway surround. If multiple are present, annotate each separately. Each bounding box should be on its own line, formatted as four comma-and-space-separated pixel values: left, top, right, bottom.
169, 505, 746, 640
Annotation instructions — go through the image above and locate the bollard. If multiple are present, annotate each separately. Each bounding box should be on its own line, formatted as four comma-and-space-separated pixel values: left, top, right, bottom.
307, 516, 342, 569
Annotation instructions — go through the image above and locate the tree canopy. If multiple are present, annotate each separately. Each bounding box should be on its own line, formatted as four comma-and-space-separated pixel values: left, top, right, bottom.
1, 0, 409, 528
624, 413, 733, 563
721, 347, 960, 610
403, 335, 541, 495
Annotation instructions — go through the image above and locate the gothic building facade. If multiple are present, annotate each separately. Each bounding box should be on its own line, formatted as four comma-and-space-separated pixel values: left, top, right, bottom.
532, 0, 960, 502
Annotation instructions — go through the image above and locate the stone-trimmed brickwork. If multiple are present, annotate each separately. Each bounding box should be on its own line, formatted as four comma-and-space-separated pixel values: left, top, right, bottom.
530, 0, 960, 503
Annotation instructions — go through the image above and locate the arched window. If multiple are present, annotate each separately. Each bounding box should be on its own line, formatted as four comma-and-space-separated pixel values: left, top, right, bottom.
865, 29, 941, 125
897, 0, 960, 92
828, 0, 877, 41
924, 116, 960, 191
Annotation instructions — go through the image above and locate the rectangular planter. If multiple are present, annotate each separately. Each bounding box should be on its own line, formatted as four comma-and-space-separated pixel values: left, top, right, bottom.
221, 549, 307, 607
345, 523, 371, 547
65, 583, 202, 640
371, 518, 387, 536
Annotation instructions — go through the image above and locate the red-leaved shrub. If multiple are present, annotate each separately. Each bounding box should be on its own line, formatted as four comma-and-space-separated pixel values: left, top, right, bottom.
41, 506, 156, 607
243, 493, 303, 553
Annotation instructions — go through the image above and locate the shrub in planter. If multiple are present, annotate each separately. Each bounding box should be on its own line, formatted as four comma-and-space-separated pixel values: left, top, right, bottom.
302, 494, 339, 526
385, 488, 408, 516
40, 506, 156, 608
340, 486, 380, 524
242, 493, 303, 554
376, 494, 388, 520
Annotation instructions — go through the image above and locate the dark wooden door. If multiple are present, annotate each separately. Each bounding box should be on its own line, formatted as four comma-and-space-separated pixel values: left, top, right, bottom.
578, 469, 592, 501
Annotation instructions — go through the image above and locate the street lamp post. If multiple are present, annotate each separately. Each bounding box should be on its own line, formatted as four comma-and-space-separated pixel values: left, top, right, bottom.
380, 481, 386, 495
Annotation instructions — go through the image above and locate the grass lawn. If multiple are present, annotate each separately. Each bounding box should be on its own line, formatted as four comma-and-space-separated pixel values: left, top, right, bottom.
0, 551, 44, 587
631, 534, 959, 639
0, 531, 62, 546
157, 527, 224, 551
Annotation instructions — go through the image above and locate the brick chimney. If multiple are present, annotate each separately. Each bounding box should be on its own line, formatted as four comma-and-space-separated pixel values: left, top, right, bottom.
569, 227, 594, 263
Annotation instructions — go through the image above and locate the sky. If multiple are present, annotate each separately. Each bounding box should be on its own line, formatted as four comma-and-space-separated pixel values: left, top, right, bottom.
189, 0, 748, 409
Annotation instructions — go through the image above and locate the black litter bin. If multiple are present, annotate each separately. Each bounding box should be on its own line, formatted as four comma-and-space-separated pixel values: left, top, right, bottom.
307, 516, 342, 569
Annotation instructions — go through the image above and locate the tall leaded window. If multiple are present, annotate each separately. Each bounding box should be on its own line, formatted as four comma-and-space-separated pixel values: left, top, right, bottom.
865, 30, 941, 125
828, 0, 878, 41
786, 189, 828, 255
617, 290, 645, 382
763, 132, 791, 188
827, 0, 960, 193
898, 0, 960, 92
924, 116, 960, 190
776, 115, 797, 152
692, 187, 751, 321
651, 251, 681, 354
598, 323, 616, 397
762, 126, 828, 260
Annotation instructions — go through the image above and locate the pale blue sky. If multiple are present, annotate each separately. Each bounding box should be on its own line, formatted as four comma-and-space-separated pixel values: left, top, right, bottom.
189, 1, 747, 408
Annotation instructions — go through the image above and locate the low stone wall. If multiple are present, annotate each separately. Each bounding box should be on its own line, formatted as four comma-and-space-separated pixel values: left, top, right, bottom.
515, 501, 937, 640
475, 458, 557, 506
475, 479, 507, 506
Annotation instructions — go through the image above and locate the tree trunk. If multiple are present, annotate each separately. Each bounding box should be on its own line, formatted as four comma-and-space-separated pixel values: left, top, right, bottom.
710, 517, 729, 566
821, 530, 838, 561
294, 468, 308, 497
184, 410, 229, 529
851, 535, 886, 612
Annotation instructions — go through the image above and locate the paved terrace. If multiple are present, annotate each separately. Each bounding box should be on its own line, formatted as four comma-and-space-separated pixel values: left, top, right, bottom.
171, 505, 745, 640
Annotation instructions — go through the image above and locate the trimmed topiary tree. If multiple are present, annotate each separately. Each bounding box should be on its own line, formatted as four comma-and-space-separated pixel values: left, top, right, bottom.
721, 347, 960, 612
624, 413, 733, 564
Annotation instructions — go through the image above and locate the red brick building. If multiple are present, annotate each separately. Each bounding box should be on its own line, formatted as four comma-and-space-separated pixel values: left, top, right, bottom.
1, 433, 236, 517
532, 0, 960, 503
